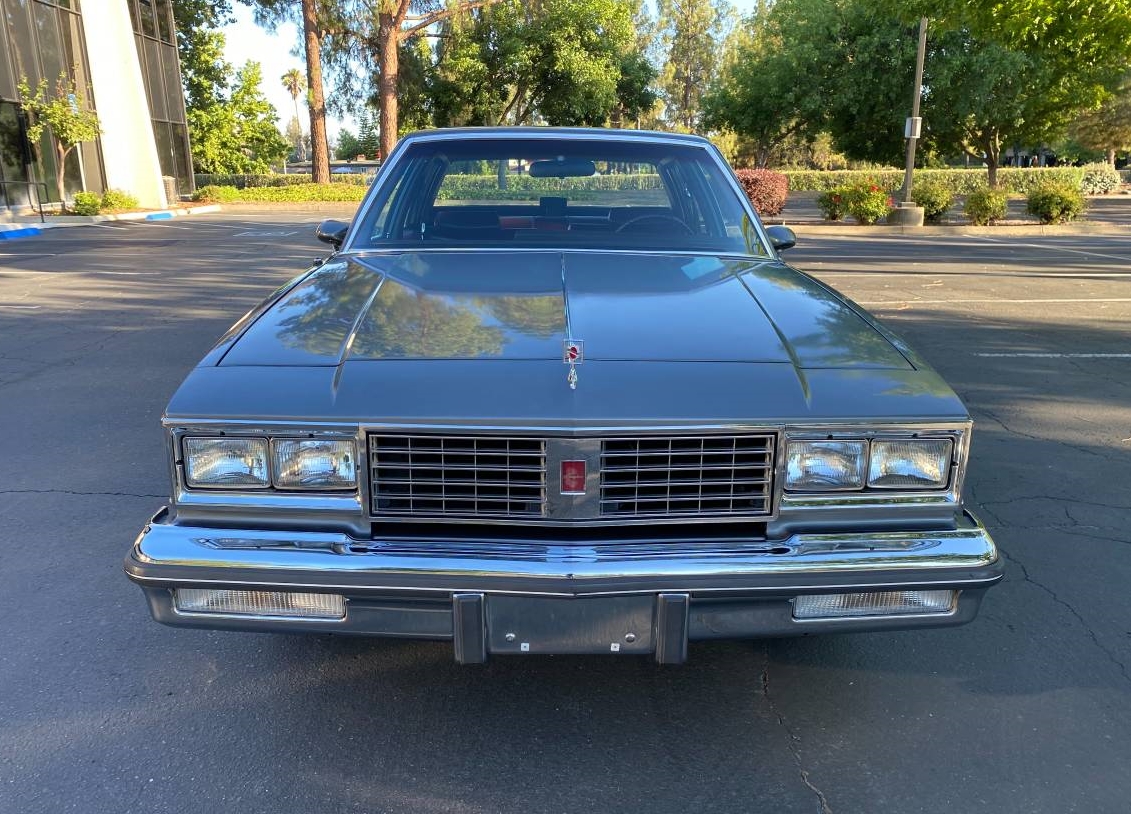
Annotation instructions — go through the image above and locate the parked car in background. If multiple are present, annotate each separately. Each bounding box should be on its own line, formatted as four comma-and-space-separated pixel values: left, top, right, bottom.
125, 128, 1002, 663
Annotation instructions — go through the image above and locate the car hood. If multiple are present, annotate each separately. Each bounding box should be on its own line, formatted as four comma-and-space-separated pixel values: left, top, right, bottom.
217, 251, 914, 369
170, 251, 967, 424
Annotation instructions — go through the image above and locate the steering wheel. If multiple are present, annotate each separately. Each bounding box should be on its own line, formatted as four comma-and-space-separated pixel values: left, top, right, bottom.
615, 214, 694, 235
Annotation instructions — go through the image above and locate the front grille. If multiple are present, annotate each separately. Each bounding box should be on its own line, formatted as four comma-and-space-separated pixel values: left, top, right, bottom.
600, 435, 775, 517
369, 435, 546, 518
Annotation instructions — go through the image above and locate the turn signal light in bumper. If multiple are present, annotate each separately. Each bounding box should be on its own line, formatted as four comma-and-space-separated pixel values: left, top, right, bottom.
174, 588, 345, 620
793, 590, 956, 620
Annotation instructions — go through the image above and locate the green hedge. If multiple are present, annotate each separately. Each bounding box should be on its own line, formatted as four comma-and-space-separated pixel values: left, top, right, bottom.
783, 166, 1091, 195
193, 173, 372, 189
436, 173, 663, 198
193, 183, 368, 203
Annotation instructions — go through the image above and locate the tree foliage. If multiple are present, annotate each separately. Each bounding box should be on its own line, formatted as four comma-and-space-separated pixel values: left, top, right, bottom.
427, 0, 644, 128
1071, 73, 1131, 165
188, 61, 290, 173
656, 0, 734, 131
16, 75, 101, 203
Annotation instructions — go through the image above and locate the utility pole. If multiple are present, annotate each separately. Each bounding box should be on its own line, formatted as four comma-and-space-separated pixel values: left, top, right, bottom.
900, 17, 928, 205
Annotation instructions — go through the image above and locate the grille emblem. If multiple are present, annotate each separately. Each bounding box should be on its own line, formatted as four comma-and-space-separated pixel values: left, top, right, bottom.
563, 339, 583, 390
561, 460, 586, 494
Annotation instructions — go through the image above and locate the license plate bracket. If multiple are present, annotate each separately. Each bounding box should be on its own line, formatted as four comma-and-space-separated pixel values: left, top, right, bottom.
486, 595, 655, 655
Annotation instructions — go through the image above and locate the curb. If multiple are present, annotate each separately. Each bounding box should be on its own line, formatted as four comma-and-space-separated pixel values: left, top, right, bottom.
0, 226, 45, 240
773, 221, 1131, 237
41, 204, 223, 225
216, 202, 361, 213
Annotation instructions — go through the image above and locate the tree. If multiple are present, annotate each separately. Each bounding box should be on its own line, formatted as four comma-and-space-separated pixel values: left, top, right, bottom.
172, 0, 234, 110
701, 4, 818, 166
243, 0, 335, 182
335, 128, 361, 160
188, 60, 290, 173
656, 0, 735, 131
356, 109, 380, 158
428, 0, 640, 128
281, 67, 306, 123
1071, 74, 1131, 166
16, 75, 101, 204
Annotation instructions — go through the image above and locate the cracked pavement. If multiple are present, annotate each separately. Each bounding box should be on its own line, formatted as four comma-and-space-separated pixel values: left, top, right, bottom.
2, 218, 1130, 813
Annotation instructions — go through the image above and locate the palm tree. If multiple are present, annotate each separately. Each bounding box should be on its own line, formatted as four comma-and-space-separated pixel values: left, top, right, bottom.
281, 67, 306, 124
281, 67, 308, 164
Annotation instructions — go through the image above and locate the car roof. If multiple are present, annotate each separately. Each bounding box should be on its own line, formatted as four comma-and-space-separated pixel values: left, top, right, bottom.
399, 126, 714, 148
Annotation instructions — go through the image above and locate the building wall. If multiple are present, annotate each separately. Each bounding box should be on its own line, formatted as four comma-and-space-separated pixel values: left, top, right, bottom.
127, 0, 193, 195
82, 0, 167, 208
0, 0, 194, 210
0, 0, 105, 208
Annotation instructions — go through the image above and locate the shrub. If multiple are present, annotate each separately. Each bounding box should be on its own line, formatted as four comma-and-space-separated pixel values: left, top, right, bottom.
815, 186, 851, 220
192, 184, 240, 203
100, 189, 139, 211
71, 191, 101, 215
1079, 163, 1121, 195
734, 168, 789, 216
964, 188, 1009, 225
910, 181, 954, 222
1026, 183, 1086, 223
784, 166, 1087, 195
845, 184, 894, 225
193, 172, 372, 189
234, 183, 368, 203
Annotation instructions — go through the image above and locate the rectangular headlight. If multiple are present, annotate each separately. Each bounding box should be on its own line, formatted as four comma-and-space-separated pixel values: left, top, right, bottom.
183, 437, 269, 489
868, 438, 952, 489
785, 440, 866, 491
272, 439, 357, 490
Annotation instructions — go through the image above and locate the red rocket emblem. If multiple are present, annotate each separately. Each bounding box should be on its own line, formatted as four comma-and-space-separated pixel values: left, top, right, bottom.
563, 339, 583, 390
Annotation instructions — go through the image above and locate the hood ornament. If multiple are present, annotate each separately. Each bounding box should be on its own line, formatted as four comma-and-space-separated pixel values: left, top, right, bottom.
563, 339, 583, 390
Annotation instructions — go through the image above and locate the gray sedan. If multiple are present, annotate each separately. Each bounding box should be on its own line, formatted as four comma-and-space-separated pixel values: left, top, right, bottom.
124, 127, 1001, 663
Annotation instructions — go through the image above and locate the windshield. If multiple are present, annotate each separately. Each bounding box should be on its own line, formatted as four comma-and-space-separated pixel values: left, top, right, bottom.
351, 137, 766, 255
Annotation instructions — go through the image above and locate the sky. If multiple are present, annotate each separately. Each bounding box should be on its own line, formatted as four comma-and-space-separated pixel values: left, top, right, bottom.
220, 0, 763, 140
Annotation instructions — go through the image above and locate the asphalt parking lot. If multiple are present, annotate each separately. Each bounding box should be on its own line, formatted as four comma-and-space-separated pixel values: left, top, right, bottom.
1, 215, 1129, 813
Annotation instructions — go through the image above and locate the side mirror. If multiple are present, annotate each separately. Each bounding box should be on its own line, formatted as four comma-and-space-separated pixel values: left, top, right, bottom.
765, 225, 797, 252
315, 219, 350, 250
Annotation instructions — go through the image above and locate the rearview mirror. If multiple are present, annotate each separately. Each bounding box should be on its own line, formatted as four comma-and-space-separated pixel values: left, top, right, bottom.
315, 219, 349, 249
529, 158, 597, 178
765, 225, 797, 252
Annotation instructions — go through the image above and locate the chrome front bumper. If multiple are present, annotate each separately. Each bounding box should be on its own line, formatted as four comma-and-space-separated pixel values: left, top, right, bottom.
125, 509, 1002, 662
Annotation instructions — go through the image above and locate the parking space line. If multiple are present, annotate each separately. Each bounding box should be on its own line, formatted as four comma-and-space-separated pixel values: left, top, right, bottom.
973, 352, 1131, 358
967, 234, 1131, 262
860, 297, 1131, 304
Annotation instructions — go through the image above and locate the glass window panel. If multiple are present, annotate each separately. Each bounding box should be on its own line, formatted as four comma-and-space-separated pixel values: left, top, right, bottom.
171, 122, 191, 193
144, 37, 166, 119
33, 2, 66, 84
154, 0, 171, 42
137, 0, 156, 37
0, 13, 14, 99
61, 137, 82, 199
59, 11, 91, 102
127, 0, 139, 33
79, 137, 103, 194
0, 101, 31, 207
4, 0, 41, 87
30, 126, 60, 202
161, 44, 185, 123
154, 120, 174, 178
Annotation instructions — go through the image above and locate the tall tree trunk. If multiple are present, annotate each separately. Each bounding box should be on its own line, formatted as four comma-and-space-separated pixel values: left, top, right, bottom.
1107, 147, 1117, 167
302, 0, 330, 184
378, 11, 399, 162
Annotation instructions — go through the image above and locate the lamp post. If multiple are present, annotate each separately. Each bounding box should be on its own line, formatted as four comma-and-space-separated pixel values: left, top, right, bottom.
893, 16, 928, 226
